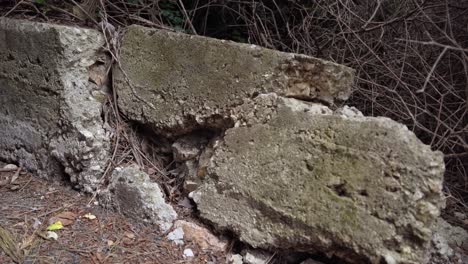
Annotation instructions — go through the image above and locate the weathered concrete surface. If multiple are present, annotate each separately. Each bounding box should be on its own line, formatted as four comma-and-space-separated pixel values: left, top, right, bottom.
427, 218, 468, 263
114, 25, 354, 136
100, 165, 177, 232
192, 95, 445, 264
0, 18, 110, 192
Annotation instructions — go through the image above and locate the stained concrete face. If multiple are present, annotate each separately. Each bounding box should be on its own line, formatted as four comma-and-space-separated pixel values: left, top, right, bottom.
192, 96, 445, 264
114, 25, 355, 136
0, 19, 110, 192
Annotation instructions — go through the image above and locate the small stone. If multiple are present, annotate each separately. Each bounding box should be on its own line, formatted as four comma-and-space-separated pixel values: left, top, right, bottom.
229, 254, 243, 264
167, 227, 184, 245
3, 164, 18, 170
243, 249, 272, 264
183, 248, 194, 258
10, 185, 20, 191
99, 165, 177, 232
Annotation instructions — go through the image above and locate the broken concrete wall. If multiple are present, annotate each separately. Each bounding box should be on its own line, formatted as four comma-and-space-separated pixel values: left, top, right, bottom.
0, 18, 447, 264
115, 25, 445, 264
0, 18, 110, 192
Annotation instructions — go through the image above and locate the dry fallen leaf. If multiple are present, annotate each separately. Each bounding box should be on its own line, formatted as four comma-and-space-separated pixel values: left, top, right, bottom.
124, 231, 135, 239
49, 211, 77, 226
83, 213, 97, 220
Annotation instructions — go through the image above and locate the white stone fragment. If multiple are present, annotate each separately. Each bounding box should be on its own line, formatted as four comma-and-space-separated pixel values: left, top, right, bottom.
167, 227, 185, 245
183, 248, 194, 258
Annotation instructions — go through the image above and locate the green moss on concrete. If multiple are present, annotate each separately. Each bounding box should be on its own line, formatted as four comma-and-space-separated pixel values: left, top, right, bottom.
194, 100, 444, 263
114, 25, 354, 136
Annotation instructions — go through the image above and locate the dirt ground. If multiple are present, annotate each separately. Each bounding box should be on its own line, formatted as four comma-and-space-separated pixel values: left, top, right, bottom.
0, 167, 227, 264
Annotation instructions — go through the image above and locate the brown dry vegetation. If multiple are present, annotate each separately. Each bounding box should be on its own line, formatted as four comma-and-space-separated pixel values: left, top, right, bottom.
0, 168, 226, 263
1, 0, 467, 218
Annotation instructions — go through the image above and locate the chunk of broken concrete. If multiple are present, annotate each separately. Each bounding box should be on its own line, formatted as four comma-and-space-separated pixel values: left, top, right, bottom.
192, 96, 445, 263
0, 18, 110, 192
183, 248, 194, 258
114, 25, 354, 136
100, 165, 177, 232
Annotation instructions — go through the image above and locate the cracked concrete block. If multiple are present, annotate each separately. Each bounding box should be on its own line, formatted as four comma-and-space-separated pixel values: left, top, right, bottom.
114, 25, 355, 136
192, 96, 445, 264
0, 18, 110, 192
101, 165, 177, 232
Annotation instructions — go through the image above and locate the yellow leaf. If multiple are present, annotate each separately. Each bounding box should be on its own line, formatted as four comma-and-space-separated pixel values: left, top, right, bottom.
83, 213, 96, 220
47, 221, 63, 231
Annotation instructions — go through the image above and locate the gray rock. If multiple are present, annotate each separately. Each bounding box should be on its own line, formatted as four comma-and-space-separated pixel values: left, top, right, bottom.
192, 97, 445, 264
114, 25, 354, 136
167, 227, 184, 245
100, 165, 177, 232
183, 248, 194, 258
0, 18, 110, 192
2, 164, 18, 170
242, 249, 272, 264
229, 254, 244, 264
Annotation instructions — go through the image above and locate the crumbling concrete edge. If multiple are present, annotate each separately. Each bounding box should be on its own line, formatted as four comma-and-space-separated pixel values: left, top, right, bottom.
49, 25, 111, 192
